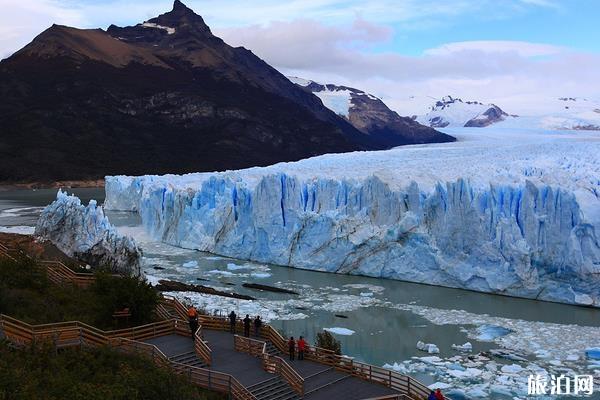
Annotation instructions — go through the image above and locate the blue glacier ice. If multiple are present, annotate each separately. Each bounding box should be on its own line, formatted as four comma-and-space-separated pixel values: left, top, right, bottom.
104, 129, 600, 306
35, 190, 141, 275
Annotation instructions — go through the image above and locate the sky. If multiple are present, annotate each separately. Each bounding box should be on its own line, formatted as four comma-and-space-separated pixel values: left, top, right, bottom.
1, 0, 599, 115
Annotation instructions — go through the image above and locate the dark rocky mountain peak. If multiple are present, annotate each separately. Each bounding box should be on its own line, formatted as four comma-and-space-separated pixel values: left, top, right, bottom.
0, 3, 455, 184
149, 0, 212, 36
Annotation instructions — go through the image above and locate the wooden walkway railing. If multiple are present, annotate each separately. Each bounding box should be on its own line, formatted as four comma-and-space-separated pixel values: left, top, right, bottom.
1, 242, 432, 400
0, 242, 17, 262
234, 335, 305, 397
0, 313, 255, 400
199, 313, 431, 400
194, 325, 212, 366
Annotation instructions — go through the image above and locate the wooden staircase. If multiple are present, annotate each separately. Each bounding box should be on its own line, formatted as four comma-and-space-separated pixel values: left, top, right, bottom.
169, 350, 208, 369
248, 376, 301, 400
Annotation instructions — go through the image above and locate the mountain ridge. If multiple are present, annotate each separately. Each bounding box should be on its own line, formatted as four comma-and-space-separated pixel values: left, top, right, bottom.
289, 77, 455, 147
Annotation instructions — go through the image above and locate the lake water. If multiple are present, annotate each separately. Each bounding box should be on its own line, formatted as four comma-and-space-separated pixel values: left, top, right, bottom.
2, 188, 599, 398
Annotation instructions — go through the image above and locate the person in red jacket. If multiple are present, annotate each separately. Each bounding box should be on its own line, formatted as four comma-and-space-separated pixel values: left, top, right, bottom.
297, 336, 306, 360
435, 388, 445, 400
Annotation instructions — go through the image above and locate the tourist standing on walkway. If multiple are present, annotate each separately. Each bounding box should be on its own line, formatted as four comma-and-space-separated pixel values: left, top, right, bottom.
288, 337, 295, 361
229, 311, 237, 333
187, 305, 199, 339
434, 388, 445, 400
297, 336, 306, 360
243, 314, 251, 337
253, 315, 262, 337
428, 390, 437, 400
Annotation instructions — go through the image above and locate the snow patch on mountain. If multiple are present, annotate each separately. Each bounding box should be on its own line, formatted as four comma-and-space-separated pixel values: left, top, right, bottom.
140, 22, 176, 35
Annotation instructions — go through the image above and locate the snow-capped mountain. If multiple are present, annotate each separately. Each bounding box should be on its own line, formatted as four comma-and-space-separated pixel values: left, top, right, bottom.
495, 97, 600, 130
288, 77, 455, 147
402, 95, 600, 130
415, 96, 511, 128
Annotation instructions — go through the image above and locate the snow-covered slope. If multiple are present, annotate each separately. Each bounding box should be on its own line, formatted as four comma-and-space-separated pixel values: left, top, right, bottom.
494, 97, 600, 130
36, 190, 141, 275
105, 128, 600, 306
403, 95, 600, 130
288, 77, 455, 146
415, 96, 510, 128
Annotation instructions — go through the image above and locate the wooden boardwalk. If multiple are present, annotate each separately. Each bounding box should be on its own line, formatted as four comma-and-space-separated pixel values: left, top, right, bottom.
145, 330, 399, 400
0, 246, 432, 400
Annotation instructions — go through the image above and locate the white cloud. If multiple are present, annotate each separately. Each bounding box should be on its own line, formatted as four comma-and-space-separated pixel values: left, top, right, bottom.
0, 0, 86, 58
423, 41, 565, 57
218, 18, 600, 116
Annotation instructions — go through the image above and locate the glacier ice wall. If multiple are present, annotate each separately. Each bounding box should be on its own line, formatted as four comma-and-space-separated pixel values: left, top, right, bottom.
105, 172, 600, 306
35, 190, 141, 275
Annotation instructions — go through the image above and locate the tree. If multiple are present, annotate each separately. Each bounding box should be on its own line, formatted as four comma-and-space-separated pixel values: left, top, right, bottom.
315, 330, 341, 355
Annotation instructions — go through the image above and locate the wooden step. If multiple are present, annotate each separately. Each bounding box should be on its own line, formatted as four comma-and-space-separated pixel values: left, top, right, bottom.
249, 377, 300, 400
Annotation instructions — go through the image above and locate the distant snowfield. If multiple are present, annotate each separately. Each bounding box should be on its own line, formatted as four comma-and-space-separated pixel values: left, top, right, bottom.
106, 128, 600, 307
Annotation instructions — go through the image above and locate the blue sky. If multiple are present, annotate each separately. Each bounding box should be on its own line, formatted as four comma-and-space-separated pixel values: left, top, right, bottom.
1, 0, 599, 113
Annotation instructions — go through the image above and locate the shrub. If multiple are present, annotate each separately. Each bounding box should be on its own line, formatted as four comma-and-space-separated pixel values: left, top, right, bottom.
90, 273, 159, 327
0, 341, 224, 400
315, 330, 342, 355
0, 257, 157, 329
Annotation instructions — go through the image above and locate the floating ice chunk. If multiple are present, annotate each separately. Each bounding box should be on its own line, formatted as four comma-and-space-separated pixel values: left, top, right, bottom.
251, 272, 272, 279
490, 349, 528, 361
324, 327, 355, 336
182, 261, 198, 268
417, 341, 440, 354
451, 342, 473, 352
585, 347, 600, 360
207, 269, 235, 276
447, 367, 482, 379
382, 362, 407, 373
419, 356, 443, 364
0, 225, 35, 235
359, 292, 374, 297
500, 364, 523, 374
227, 263, 247, 271
428, 382, 452, 390
566, 354, 580, 361
475, 324, 512, 341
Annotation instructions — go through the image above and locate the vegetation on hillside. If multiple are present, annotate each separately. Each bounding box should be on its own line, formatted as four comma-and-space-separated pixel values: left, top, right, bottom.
0, 341, 224, 400
0, 256, 158, 329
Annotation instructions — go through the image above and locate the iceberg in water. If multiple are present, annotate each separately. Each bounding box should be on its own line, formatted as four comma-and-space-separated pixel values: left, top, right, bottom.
104, 129, 600, 306
35, 190, 141, 275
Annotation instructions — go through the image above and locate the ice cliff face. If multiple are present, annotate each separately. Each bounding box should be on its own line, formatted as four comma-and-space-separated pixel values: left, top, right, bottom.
105, 129, 600, 306
35, 190, 141, 275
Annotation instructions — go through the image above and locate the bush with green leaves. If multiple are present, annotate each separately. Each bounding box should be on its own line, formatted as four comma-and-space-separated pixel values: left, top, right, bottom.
0, 341, 224, 400
0, 256, 157, 329
315, 330, 342, 355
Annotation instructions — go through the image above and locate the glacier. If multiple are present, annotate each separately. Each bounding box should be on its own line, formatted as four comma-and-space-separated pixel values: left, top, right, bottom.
35, 190, 141, 275
105, 128, 600, 306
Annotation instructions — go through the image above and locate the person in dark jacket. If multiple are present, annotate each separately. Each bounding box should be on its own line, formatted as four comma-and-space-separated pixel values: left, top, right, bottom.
243, 314, 251, 337
428, 390, 437, 400
288, 337, 295, 361
228, 311, 237, 334
253, 315, 262, 337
